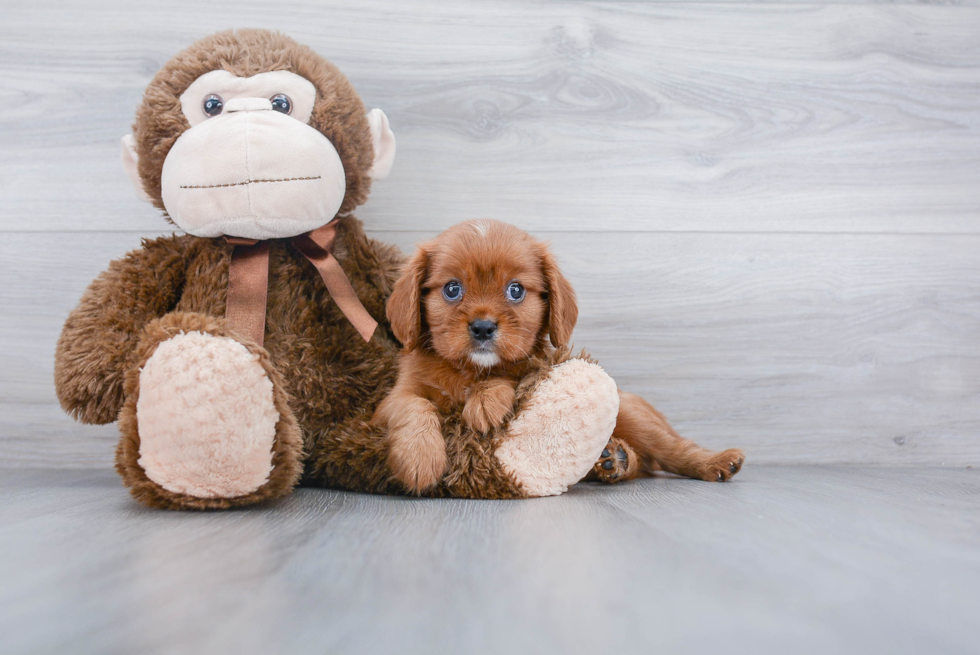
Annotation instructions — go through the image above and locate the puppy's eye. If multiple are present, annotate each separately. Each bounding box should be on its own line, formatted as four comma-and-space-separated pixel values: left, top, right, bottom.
202, 94, 224, 117
270, 94, 292, 114
443, 281, 463, 302
506, 282, 525, 302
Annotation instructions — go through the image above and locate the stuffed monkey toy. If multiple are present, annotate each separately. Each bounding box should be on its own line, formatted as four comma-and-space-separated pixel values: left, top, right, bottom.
54, 29, 620, 509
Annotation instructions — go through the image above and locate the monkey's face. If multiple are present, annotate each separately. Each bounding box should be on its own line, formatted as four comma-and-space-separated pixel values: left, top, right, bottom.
159, 70, 349, 240
122, 31, 396, 241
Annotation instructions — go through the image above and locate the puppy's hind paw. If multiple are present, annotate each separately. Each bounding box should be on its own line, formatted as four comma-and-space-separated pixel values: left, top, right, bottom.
593, 437, 640, 483
700, 449, 745, 482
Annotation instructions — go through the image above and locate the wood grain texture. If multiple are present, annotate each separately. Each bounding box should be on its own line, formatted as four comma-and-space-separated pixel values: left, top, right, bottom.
0, 1, 978, 468
2, 230, 977, 467
1, 1, 979, 233
2, 466, 978, 655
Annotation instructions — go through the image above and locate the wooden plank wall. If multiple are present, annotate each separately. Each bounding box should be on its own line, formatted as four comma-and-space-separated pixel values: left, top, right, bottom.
1, 0, 978, 468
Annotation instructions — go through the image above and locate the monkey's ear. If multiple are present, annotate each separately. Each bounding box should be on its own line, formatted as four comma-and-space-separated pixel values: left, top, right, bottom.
387, 243, 430, 350
120, 135, 152, 203
538, 244, 578, 349
366, 109, 396, 180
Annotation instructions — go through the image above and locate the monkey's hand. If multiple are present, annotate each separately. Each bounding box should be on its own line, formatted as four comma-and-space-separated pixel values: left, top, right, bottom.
463, 378, 516, 434
55, 235, 188, 425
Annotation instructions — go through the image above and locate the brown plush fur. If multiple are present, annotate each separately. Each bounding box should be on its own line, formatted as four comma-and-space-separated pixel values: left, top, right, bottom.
54, 30, 540, 508
377, 220, 745, 490
54, 217, 407, 504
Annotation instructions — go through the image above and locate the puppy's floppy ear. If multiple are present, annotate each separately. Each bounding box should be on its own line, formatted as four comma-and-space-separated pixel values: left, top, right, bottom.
538, 244, 578, 348
387, 243, 430, 350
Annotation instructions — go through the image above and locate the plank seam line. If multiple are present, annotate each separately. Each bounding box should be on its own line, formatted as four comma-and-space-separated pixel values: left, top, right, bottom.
4, 230, 980, 237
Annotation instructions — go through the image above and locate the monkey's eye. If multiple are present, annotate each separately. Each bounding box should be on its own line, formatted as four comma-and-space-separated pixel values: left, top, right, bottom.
443, 281, 463, 302
202, 94, 224, 117
506, 282, 525, 302
270, 94, 292, 114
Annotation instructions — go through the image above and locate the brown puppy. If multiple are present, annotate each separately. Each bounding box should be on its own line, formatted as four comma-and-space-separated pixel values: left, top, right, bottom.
375, 220, 744, 493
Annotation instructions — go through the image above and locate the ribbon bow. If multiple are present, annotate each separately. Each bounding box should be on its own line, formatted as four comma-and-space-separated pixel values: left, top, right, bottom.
225, 218, 378, 347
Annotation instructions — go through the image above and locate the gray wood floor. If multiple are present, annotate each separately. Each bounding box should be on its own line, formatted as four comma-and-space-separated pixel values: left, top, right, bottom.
2, 466, 977, 655
1, 4, 978, 653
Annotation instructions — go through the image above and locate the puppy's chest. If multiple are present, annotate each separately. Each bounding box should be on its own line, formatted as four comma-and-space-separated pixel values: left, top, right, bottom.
422, 381, 469, 413
422, 373, 521, 416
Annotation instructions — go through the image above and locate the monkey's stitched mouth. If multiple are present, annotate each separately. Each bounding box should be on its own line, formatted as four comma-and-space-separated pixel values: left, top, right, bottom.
179, 175, 321, 190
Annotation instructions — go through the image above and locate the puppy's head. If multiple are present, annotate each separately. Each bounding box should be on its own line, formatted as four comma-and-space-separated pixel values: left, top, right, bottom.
387, 220, 577, 369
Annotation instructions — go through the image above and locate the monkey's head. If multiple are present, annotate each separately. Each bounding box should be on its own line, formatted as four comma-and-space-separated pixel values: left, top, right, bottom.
122, 29, 395, 240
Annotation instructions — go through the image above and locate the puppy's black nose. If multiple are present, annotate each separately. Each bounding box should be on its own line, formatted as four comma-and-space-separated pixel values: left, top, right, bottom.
469, 319, 497, 342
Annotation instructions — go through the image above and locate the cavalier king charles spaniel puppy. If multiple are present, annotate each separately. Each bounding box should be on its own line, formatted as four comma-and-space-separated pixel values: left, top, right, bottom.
374, 219, 744, 493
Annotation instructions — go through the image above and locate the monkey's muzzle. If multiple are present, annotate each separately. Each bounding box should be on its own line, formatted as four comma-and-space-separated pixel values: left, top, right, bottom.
160, 100, 347, 240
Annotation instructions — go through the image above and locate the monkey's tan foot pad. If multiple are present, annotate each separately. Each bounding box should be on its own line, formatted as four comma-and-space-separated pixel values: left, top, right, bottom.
593, 437, 640, 483
136, 331, 280, 498
117, 319, 302, 509
495, 359, 620, 497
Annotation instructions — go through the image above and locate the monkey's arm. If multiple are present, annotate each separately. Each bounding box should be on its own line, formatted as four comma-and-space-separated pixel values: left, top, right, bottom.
54, 235, 188, 424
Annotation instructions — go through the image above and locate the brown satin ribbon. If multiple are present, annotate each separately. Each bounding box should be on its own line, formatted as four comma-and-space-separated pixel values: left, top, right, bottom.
225, 219, 378, 347
292, 222, 379, 343
225, 237, 270, 346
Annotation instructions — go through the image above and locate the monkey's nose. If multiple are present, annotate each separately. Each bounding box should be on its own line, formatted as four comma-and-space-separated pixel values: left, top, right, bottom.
469, 319, 497, 342
224, 97, 274, 113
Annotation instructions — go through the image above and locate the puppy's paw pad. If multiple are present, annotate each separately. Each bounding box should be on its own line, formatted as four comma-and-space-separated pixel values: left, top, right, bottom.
593, 438, 639, 483
702, 449, 745, 482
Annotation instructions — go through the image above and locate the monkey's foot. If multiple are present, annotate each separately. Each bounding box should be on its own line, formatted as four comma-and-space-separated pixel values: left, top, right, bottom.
593, 437, 641, 483
495, 359, 619, 497
116, 312, 303, 510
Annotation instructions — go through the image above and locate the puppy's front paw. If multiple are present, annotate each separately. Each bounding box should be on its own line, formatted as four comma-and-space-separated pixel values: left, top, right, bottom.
462, 381, 515, 434
698, 448, 745, 482
387, 421, 448, 494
